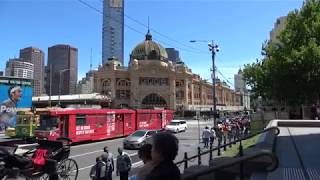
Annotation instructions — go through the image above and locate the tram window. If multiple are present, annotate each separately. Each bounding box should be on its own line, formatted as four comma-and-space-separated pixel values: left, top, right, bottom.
76, 115, 87, 125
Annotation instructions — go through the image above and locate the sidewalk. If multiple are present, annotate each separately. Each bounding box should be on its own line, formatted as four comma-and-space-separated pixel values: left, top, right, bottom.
186, 119, 214, 125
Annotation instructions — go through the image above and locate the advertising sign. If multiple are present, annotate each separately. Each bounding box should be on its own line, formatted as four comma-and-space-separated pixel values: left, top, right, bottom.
0, 77, 32, 132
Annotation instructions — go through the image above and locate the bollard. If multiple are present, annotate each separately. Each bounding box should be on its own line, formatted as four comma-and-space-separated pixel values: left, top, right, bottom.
209, 143, 213, 161
197, 147, 202, 165
223, 136, 227, 151
184, 152, 188, 169
217, 139, 221, 156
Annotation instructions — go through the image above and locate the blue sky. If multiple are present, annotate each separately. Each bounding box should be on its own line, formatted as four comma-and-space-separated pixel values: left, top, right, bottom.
0, 0, 303, 87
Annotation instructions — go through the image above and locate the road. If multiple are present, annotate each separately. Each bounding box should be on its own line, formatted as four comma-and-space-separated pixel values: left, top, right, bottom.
70, 120, 214, 180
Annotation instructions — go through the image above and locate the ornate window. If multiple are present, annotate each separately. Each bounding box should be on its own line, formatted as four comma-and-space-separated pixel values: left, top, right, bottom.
139, 77, 169, 86
116, 90, 130, 99
117, 79, 130, 87
102, 79, 111, 90
176, 80, 184, 87
142, 93, 167, 106
176, 91, 184, 100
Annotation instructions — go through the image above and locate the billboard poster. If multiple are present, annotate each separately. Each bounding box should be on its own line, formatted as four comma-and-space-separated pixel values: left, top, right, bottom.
0, 77, 32, 132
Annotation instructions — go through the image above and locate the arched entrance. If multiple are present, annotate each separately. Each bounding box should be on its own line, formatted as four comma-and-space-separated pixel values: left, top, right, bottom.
142, 93, 167, 108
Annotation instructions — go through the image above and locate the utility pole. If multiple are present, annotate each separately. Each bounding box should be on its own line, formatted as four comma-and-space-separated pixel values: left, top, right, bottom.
209, 40, 219, 126
190, 40, 219, 126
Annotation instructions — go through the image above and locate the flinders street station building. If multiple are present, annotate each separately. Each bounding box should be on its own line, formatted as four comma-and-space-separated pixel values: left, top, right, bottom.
94, 31, 243, 111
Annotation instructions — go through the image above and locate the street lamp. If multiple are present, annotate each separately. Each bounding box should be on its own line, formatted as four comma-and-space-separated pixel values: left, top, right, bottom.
190, 40, 219, 126
58, 68, 72, 107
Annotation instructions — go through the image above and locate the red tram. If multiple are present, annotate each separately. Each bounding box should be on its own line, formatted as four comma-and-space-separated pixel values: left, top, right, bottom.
34, 108, 174, 143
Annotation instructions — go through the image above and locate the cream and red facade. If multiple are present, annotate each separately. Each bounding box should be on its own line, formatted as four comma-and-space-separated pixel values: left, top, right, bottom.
94, 32, 242, 111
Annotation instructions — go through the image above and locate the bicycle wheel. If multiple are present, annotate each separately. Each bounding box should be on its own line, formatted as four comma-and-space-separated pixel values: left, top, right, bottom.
57, 158, 78, 180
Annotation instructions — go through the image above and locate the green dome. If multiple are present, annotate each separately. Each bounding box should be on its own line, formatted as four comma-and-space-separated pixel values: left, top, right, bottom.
130, 31, 168, 61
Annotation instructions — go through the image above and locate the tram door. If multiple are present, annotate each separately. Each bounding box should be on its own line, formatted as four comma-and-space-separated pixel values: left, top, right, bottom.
115, 114, 124, 136
60, 115, 69, 138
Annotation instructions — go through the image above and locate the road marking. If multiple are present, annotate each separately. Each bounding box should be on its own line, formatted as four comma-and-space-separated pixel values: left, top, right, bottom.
78, 154, 142, 171
71, 137, 125, 149
69, 149, 103, 158
70, 149, 138, 159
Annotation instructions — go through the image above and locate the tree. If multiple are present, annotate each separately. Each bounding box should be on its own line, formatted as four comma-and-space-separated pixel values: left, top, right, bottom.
243, 0, 320, 106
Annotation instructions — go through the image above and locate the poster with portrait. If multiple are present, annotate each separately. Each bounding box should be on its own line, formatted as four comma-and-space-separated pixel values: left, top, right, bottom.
0, 77, 32, 132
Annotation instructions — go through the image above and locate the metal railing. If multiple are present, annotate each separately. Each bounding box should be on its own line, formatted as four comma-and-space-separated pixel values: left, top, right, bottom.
175, 126, 280, 180
182, 150, 279, 180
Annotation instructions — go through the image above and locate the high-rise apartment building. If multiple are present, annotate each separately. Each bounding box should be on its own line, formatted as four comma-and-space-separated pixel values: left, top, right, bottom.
5, 58, 34, 79
47, 44, 78, 96
270, 16, 287, 43
102, 0, 124, 65
165, 48, 181, 63
234, 69, 246, 93
19, 47, 45, 96
77, 70, 97, 94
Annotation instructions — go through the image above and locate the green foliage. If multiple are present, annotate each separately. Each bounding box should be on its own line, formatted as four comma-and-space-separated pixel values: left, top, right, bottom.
243, 0, 320, 105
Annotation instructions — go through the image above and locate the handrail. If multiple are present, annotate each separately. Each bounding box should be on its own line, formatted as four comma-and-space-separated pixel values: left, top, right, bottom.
176, 126, 280, 166
182, 149, 278, 180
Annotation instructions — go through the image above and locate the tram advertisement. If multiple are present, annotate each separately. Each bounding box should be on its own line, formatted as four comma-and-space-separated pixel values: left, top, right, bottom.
0, 77, 32, 132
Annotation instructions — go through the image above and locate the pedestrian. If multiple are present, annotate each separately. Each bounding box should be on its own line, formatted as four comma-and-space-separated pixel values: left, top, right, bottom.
90, 156, 107, 180
215, 126, 223, 147
311, 104, 317, 120
209, 127, 215, 147
116, 147, 132, 180
101, 146, 114, 180
145, 132, 180, 180
316, 104, 320, 120
222, 123, 229, 144
202, 126, 210, 148
135, 144, 155, 180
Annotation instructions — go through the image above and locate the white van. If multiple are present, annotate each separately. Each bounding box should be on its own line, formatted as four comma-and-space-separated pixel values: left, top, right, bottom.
165, 120, 188, 133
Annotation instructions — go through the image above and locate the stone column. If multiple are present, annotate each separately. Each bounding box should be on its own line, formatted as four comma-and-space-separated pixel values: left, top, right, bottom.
184, 79, 189, 108
169, 78, 176, 110
191, 81, 194, 106
130, 73, 139, 108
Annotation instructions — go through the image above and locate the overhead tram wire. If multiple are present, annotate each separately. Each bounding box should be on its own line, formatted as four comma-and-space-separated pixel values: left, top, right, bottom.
123, 15, 208, 54
98, 0, 207, 54
217, 69, 234, 87
79, 0, 209, 55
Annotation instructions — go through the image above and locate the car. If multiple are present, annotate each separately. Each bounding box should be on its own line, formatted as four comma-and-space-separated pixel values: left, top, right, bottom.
165, 120, 188, 133
123, 130, 157, 149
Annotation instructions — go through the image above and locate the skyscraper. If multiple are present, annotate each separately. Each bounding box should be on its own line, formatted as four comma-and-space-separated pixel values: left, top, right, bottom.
5, 58, 34, 79
165, 48, 181, 63
102, 0, 124, 65
270, 16, 287, 43
234, 69, 247, 93
47, 44, 78, 96
20, 47, 45, 96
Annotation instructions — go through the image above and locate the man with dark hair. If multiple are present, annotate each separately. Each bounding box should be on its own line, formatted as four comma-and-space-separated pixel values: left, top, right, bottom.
136, 144, 154, 180
202, 126, 210, 148
90, 156, 106, 180
145, 132, 180, 180
101, 146, 114, 180
116, 147, 131, 180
